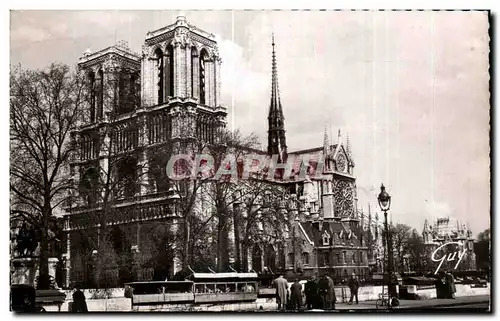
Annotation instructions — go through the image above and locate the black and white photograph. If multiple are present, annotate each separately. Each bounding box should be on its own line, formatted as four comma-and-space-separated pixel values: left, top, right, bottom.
9, 9, 491, 313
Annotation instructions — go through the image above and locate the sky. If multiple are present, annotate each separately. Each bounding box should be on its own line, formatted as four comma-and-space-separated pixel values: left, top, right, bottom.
10, 10, 490, 236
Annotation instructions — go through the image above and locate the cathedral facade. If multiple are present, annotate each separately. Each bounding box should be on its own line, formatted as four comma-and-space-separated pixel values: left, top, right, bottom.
63, 15, 384, 288
422, 217, 476, 273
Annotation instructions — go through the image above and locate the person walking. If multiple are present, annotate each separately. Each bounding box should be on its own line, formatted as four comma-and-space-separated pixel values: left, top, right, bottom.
326, 274, 336, 310
318, 274, 330, 310
71, 285, 88, 312
348, 273, 360, 305
273, 274, 289, 311
445, 271, 456, 299
290, 278, 303, 311
304, 274, 319, 310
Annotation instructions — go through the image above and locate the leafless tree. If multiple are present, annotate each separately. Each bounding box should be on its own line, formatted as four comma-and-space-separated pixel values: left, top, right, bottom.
10, 63, 85, 289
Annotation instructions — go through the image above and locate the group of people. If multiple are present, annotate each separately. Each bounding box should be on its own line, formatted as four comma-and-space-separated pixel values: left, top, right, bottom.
273, 272, 361, 311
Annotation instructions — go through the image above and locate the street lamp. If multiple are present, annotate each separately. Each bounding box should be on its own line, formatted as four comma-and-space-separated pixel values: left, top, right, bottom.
377, 184, 396, 305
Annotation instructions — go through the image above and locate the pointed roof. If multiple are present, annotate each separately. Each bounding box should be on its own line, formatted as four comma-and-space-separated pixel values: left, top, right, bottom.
323, 125, 329, 154
268, 33, 284, 123
423, 219, 430, 233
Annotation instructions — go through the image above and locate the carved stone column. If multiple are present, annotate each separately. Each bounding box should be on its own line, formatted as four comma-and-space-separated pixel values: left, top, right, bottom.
215, 56, 222, 107
185, 44, 192, 99
206, 59, 214, 107
139, 150, 149, 196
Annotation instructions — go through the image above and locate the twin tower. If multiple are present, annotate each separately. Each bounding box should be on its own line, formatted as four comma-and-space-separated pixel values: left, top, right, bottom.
78, 15, 286, 158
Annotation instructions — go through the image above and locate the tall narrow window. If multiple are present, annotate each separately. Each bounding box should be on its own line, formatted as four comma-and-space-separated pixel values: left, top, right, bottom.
118, 69, 126, 114
97, 69, 104, 119
129, 72, 139, 111
88, 72, 96, 122
199, 49, 208, 105
155, 48, 164, 104
191, 47, 199, 98
165, 45, 174, 98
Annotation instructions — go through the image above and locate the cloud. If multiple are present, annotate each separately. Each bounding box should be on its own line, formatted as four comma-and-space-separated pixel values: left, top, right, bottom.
425, 201, 452, 221
11, 25, 50, 43
216, 36, 268, 132
72, 11, 138, 30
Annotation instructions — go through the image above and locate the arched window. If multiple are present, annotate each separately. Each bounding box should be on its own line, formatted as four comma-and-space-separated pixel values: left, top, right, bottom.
165, 45, 174, 98
80, 167, 99, 207
199, 49, 208, 105
155, 48, 164, 104
88, 71, 96, 122
97, 69, 104, 119
191, 46, 199, 98
117, 158, 138, 199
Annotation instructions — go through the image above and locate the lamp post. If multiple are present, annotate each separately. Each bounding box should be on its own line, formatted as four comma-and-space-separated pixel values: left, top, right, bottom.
377, 184, 395, 302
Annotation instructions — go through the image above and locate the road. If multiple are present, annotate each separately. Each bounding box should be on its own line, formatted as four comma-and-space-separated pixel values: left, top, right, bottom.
334, 295, 490, 312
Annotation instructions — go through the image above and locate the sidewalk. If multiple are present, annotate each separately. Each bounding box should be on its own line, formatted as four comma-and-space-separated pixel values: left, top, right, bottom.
335, 295, 490, 310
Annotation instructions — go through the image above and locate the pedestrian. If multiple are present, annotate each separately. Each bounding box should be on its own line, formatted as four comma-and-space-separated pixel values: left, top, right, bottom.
317, 274, 330, 310
273, 274, 289, 311
71, 285, 88, 312
290, 278, 302, 311
304, 274, 319, 310
445, 271, 456, 299
326, 274, 336, 310
348, 273, 359, 305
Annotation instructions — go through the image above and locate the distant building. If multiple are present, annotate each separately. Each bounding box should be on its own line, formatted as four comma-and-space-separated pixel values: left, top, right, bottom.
422, 217, 476, 273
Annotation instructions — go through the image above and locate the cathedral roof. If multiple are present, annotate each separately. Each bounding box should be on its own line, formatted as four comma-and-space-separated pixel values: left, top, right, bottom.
298, 221, 363, 248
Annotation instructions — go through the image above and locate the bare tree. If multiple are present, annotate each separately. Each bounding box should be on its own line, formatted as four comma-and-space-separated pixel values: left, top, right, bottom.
389, 223, 413, 273
10, 63, 85, 289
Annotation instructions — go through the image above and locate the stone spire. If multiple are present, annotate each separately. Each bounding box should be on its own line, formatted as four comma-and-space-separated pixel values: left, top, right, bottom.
323, 125, 329, 154
423, 219, 430, 233
337, 128, 342, 146
267, 33, 287, 162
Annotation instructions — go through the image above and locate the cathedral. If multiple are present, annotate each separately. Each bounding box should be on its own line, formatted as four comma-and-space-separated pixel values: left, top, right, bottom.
422, 217, 476, 273
63, 15, 385, 288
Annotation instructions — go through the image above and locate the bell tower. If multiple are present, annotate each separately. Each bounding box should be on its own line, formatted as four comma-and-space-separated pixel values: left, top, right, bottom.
141, 14, 227, 145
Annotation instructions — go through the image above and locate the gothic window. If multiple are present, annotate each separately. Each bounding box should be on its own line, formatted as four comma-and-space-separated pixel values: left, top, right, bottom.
336, 253, 340, 264
199, 49, 208, 105
302, 252, 310, 266
359, 251, 363, 264
129, 72, 140, 110
342, 251, 346, 264
352, 253, 356, 264
155, 48, 164, 104
322, 230, 330, 246
165, 45, 174, 98
88, 71, 96, 122
97, 69, 104, 119
191, 46, 199, 98
80, 133, 98, 160
79, 166, 99, 207
287, 253, 293, 267
117, 157, 138, 199
117, 69, 133, 115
